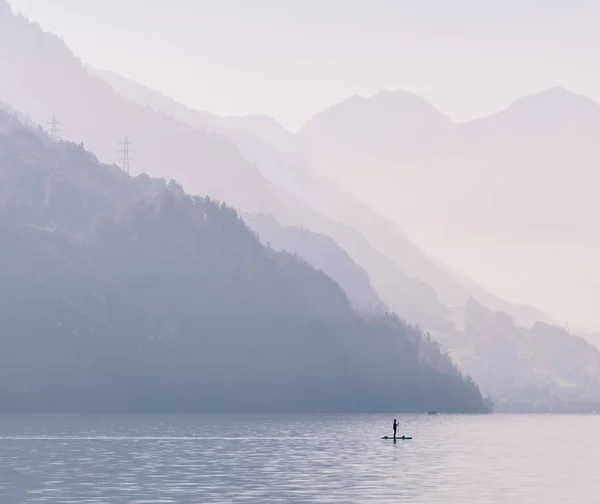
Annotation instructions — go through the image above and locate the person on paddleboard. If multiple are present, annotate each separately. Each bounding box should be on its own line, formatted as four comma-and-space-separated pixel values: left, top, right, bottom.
392, 418, 398, 439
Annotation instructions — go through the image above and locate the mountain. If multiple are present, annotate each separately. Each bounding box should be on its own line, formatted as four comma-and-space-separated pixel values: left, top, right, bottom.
433, 299, 600, 413
458, 87, 600, 148
2, 3, 430, 326
2, 5, 453, 330
92, 66, 600, 413
431, 258, 548, 329
90, 68, 221, 132
0, 2, 463, 347
297, 86, 600, 243
93, 68, 300, 154
583, 333, 600, 351
296, 86, 600, 329
0, 4, 277, 212
6, 2, 592, 411
220, 114, 300, 154
451, 87, 600, 242
93, 67, 543, 329
299, 90, 453, 161
0, 108, 488, 413
293, 86, 600, 408
243, 213, 387, 314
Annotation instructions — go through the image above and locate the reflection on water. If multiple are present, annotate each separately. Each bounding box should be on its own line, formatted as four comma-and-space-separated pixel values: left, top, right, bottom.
0, 414, 598, 503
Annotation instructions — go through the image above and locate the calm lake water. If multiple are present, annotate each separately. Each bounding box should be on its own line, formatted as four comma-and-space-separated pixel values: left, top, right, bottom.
0, 413, 598, 503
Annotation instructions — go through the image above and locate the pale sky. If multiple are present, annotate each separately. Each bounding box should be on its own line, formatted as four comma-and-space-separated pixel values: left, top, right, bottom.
9, 0, 600, 131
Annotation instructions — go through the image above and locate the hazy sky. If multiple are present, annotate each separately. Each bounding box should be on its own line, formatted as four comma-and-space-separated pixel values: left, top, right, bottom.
9, 0, 600, 131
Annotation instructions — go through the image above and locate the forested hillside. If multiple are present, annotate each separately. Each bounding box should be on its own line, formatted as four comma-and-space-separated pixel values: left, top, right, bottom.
434, 299, 600, 413
87, 64, 600, 412
0, 110, 488, 413
243, 213, 387, 314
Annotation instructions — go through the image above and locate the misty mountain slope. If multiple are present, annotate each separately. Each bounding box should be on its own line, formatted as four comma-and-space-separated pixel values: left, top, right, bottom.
0, 100, 37, 132
2, 4, 452, 329
225, 127, 548, 329
1, 1, 426, 322
0, 110, 488, 413
221, 114, 299, 154
240, 175, 453, 331
86, 63, 600, 413
0, 4, 280, 212
451, 87, 600, 241
58, 23, 600, 411
433, 299, 600, 413
296, 86, 600, 328
277, 87, 600, 410
2, 3, 594, 411
243, 213, 387, 314
94, 68, 300, 154
90, 68, 222, 134
214, 108, 548, 330
458, 87, 600, 150
584, 333, 600, 352
297, 85, 600, 242
92, 67, 542, 330
430, 258, 548, 329
298, 90, 453, 159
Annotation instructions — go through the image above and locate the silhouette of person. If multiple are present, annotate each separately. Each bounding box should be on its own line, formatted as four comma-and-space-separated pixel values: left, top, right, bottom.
393, 418, 398, 440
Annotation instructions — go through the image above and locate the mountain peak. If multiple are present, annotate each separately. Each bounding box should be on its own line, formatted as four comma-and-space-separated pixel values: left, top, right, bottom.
511, 86, 582, 104
299, 89, 452, 148
506, 87, 600, 121
373, 88, 433, 102
326, 88, 448, 117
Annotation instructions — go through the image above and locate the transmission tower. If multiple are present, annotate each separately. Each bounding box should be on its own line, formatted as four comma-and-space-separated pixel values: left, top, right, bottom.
46, 114, 63, 141
117, 136, 136, 175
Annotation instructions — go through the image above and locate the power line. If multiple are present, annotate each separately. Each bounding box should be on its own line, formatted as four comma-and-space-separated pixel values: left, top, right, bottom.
46, 114, 63, 141
117, 136, 136, 175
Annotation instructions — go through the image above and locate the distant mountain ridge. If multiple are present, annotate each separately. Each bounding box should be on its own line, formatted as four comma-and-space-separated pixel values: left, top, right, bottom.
0, 106, 488, 413
0, 4, 273, 211
298, 83, 600, 331
4, 1, 599, 411
1, 3, 418, 325
299, 85, 600, 242
92, 68, 300, 154
92, 66, 546, 329
299, 89, 453, 156
434, 299, 600, 412
89, 70, 600, 411
243, 213, 387, 314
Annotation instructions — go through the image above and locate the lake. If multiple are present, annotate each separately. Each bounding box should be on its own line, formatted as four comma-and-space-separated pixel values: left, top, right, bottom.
0, 413, 598, 503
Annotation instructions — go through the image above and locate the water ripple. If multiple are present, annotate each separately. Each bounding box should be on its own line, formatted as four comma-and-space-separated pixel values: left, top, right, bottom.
0, 414, 599, 503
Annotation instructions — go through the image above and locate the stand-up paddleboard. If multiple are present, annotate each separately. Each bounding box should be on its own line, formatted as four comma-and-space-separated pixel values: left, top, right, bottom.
381, 435, 412, 440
